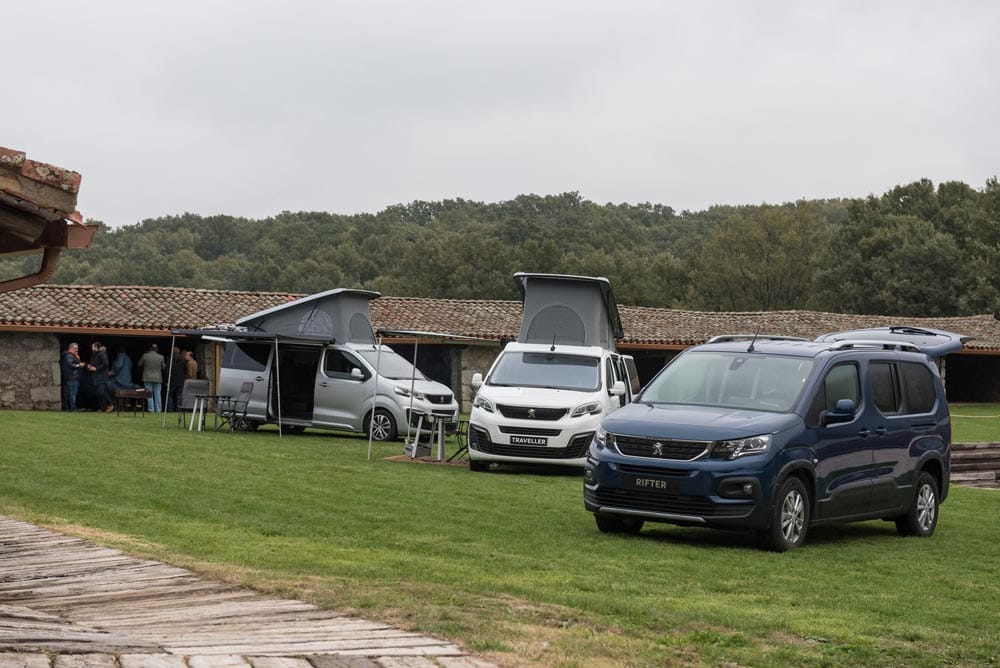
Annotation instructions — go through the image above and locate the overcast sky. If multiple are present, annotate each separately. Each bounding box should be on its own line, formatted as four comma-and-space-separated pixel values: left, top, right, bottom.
5, 1, 998, 227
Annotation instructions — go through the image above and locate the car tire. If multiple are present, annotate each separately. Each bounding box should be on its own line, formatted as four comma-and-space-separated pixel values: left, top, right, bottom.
758, 477, 809, 552
895, 471, 939, 537
367, 409, 397, 441
468, 459, 490, 472
595, 514, 644, 535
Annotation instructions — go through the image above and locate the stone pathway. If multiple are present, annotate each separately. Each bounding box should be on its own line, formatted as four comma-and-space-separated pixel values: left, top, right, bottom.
0, 517, 494, 668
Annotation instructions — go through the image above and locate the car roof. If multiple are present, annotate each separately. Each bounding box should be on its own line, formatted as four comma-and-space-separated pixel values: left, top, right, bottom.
695, 326, 969, 359
814, 326, 970, 357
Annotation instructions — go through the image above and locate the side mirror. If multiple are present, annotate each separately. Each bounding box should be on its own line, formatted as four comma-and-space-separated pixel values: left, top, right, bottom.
609, 380, 626, 397
350, 367, 365, 380
821, 398, 856, 426
471, 372, 483, 390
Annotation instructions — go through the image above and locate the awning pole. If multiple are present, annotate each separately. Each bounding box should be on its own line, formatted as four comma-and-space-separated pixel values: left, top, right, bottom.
162, 334, 176, 428
406, 339, 419, 444
367, 336, 384, 461
274, 337, 282, 438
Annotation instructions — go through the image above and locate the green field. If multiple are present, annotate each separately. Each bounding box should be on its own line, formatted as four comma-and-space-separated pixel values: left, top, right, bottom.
2, 410, 999, 667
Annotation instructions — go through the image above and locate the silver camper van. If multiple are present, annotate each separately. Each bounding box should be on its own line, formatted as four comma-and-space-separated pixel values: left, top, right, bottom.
217, 289, 458, 438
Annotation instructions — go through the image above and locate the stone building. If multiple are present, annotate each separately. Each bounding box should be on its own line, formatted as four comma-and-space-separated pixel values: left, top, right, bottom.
2, 284, 1000, 412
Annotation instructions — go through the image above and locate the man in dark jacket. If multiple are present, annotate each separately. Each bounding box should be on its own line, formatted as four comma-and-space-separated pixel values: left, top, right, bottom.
88, 342, 112, 412
60, 342, 85, 412
166, 346, 186, 412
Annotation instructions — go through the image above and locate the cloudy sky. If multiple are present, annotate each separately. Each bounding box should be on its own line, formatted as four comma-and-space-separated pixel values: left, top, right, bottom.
5, 1, 998, 227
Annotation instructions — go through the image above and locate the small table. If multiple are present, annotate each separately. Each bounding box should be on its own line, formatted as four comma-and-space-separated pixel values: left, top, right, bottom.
189, 395, 230, 432
115, 388, 152, 416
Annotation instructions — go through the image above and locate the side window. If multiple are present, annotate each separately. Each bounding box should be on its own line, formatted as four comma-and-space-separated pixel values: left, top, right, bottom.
870, 362, 901, 414
605, 359, 616, 393
222, 342, 268, 372
324, 350, 364, 380
807, 363, 860, 424
623, 356, 641, 395
901, 362, 937, 414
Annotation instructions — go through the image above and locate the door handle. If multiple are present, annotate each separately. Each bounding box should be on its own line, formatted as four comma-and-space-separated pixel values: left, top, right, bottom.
255, 376, 265, 382
874, 427, 887, 436
858, 428, 870, 438
319, 382, 329, 388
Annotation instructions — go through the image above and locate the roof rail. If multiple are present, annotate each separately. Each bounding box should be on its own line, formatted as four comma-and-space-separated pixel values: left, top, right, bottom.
827, 339, 920, 352
705, 334, 809, 344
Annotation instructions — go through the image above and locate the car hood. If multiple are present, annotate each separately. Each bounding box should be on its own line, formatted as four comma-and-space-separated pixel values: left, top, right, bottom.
476, 384, 592, 406
603, 402, 800, 441
389, 378, 454, 399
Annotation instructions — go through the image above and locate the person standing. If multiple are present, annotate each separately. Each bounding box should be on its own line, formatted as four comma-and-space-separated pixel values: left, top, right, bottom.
109, 349, 137, 392
138, 343, 166, 413
60, 342, 85, 412
166, 347, 186, 412
87, 342, 112, 412
183, 349, 199, 380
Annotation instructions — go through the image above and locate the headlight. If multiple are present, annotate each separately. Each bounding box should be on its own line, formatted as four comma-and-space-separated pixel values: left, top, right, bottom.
711, 434, 772, 460
571, 401, 602, 418
472, 394, 495, 413
592, 425, 615, 451
394, 386, 425, 400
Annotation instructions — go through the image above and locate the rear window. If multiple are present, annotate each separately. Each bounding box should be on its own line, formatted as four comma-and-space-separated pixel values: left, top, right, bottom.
902, 362, 937, 414
222, 342, 268, 372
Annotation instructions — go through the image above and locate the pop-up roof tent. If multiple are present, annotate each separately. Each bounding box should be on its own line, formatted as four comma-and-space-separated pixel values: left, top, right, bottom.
236, 288, 379, 342
513, 272, 623, 351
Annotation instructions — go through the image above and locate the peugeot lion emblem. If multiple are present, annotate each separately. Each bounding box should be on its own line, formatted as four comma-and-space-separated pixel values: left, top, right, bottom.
653, 441, 664, 456
528, 408, 536, 419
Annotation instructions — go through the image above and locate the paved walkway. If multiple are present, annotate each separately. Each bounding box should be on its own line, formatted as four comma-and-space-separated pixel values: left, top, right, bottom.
0, 517, 494, 668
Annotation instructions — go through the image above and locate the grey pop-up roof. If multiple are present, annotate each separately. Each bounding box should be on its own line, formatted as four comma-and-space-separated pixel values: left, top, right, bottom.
513, 273, 623, 351
236, 288, 379, 344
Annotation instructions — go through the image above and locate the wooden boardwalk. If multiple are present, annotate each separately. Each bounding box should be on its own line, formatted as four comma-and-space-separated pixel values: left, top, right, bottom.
0, 517, 494, 668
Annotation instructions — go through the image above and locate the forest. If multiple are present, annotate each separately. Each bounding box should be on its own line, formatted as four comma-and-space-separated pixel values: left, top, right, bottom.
3, 177, 999, 317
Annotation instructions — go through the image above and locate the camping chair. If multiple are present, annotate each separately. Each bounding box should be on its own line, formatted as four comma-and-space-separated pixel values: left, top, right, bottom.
217, 381, 254, 431
447, 418, 470, 462
176, 378, 210, 428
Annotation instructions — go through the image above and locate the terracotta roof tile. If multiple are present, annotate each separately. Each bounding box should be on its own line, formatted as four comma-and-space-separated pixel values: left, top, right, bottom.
2, 285, 999, 351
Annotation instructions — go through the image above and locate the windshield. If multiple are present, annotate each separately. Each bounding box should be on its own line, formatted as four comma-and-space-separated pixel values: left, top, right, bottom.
488, 352, 600, 392
356, 349, 426, 381
641, 352, 813, 412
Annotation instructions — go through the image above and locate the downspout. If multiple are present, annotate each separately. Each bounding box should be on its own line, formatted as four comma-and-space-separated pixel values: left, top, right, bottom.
0, 247, 62, 293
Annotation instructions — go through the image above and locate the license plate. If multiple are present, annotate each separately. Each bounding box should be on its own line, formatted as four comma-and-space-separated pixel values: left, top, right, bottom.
510, 435, 548, 446
625, 474, 679, 493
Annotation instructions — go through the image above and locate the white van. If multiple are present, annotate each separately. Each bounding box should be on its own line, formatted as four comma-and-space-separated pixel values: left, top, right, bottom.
468, 274, 640, 470
212, 288, 458, 438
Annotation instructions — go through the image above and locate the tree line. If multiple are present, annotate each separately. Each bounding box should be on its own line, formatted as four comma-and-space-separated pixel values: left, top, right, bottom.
4, 177, 998, 317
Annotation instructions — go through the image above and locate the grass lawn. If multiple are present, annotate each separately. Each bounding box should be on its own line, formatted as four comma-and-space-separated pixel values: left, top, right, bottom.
950, 403, 1000, 443
2, 409, 999, 667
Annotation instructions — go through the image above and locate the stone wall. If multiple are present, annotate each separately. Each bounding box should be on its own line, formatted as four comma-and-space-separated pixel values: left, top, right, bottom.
457, 344, 502, 413
0, 332, 62, 410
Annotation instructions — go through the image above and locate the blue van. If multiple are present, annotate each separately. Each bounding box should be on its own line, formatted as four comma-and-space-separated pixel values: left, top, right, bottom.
584, 327, 969, 550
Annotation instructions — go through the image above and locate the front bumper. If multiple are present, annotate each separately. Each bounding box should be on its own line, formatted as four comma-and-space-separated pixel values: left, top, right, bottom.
583, 454, 772, 530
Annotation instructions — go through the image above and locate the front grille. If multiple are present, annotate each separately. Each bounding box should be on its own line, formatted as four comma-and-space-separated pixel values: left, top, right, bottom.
469, 426, 591, 459
586, 487, 749, 517
500, 426, 561, 436
617, 463, 691, 477
613, 434, 709, 461
426, 394, 453, 405
497, 405, 568, 420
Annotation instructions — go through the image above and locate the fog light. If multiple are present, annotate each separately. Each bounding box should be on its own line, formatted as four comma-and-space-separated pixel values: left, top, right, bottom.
742, 483, 754, 495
